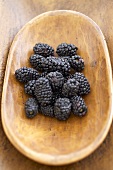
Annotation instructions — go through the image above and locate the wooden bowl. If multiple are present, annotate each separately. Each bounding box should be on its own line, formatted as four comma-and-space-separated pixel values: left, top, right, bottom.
1, 10, 113, 165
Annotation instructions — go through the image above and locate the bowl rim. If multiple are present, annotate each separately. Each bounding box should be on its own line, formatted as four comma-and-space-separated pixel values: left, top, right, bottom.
1, 10, 113, 165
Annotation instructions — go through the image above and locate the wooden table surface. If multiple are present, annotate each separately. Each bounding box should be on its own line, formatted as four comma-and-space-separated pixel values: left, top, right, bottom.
0, 0, 113, 169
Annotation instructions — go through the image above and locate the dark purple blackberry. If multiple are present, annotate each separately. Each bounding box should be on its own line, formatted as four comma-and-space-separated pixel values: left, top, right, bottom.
24, 80, 38, 96
54, 98, 71, 121
72, 72, 90, 95
46, 71, 64, 91
40, 105, 54, 117
33, 43, 54, 57
56, 43, 78, 56
59, 55, 84, 71
71, 96, 87, 116
30, 55, 70, 75
62, 79, 79, 98
30, 54, 45, 71
15, 67, 40, 83
34, 77, 53, 106
25, 98, 39, 118
69, 55, 84, 71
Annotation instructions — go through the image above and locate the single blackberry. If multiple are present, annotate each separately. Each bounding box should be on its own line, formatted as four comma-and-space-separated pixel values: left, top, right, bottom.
34, 77, 53, 106
54, 98, 71, 121
24, 80, 38, 96
72, 72, 90, 95
40, 105, 54, 117
71, 96, 87, 116
69, 55, 84, 71
25, 98, 39, 118
33, 43, 54, 57
30, 55, 70, 75
30, 54, 45, 71
62, 79, 79, 98
56, 43, 78, 56
15, 67, 40, 83
46, 71, 64, 91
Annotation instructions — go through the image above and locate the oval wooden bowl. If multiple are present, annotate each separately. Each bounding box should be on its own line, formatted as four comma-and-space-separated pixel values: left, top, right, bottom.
1, 10, 113, 165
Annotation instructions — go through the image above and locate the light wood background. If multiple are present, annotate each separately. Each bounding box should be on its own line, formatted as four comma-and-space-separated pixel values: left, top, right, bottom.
0, 0, 113, 169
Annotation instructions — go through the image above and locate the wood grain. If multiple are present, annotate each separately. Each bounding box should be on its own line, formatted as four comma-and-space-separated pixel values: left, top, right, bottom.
1, 10, 113, 166
0, 0, 113, 169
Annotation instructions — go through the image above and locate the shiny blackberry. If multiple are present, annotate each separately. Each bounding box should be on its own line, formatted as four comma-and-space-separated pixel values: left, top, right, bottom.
24, 80, 38, 96
40, 105, 54, 117
71, 96, 87, 116
30, 55, 70, 75
25, 98, 39, 118
46, 71, 64, 91
33, 43, 54, 57
34, 77, 53, 106
62, 78, 79, 98
69, 55, 84, 71
72, 72, 90, 95
54, 98, 71, 121
30, 54, 45, 71
15, 67, 40, 83
56, 43, 78, 56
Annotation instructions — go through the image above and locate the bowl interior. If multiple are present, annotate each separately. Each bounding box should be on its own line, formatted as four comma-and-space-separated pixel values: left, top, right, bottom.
2, 11, 112, 165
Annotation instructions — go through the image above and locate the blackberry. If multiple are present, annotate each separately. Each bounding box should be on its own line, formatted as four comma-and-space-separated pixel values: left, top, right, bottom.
62, 79, 79, 98
34, 77, 53, 106
24, 80, 38, 96
72, 72, 90, 95
30, 55, 70, 75
30, 54, 45, 71
54, 98, 71, 121
46, 71, 64, 91
15, 67, 40, 83
69, 55, 84, 71
25, 98, 39, 118
59, 55, 84, 71
71, 96, 87, 116
33, 43, 54, 57
40, 105, 54, 117
56, 43, 78, 56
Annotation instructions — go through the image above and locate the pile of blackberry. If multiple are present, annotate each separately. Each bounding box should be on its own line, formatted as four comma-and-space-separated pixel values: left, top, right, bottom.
15, 42, 90, 121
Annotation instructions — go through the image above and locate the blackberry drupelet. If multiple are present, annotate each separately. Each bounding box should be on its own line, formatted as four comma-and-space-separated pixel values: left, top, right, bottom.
15, 67, 40, 83
25, 98, 39, 118
54, 98, 71, 121
62, 78, 79, 98
72, 72, 90, 95
34, 77, 53, 106
40, 105, 54, 117
46, 71, 64, 91
33, 43, 54, 57
24, 80, 38, 96
71, 96, 87, 116
69, 55, 84, 71
30, 55, 70, 75
56, 43, 78, 56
